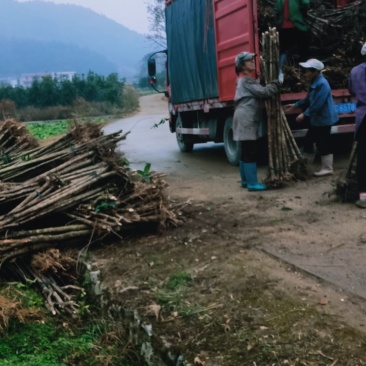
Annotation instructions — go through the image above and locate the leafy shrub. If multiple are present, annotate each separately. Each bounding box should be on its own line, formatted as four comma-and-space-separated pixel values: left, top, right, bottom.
26, 121, 71, 140
122, 84, 139, 113
17, 105, 73, 122
0, 100, 16, 119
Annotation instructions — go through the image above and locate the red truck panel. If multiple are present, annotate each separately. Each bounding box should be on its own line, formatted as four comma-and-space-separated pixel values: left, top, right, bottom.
336, 0, 351, 7
213, 0, 259, 102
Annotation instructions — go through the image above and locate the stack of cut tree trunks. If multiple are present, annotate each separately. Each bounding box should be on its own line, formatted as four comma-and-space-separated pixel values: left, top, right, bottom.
261, 28, 308, 187
0, 119, 182, 314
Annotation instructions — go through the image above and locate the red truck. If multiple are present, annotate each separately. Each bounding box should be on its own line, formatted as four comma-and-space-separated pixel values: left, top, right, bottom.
148, 0, 356, 165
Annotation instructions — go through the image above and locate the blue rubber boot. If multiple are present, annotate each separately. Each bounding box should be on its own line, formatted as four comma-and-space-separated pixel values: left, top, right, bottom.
243, 162, 267, 191
239, 161, 247, 188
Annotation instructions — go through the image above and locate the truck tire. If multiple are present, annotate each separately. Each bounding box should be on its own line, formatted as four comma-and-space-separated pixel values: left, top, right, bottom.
176, 115, 194, 153
223, 116, 240, 165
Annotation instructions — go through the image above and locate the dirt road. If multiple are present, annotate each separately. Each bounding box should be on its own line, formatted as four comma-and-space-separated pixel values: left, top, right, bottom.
96, 94, 366, 365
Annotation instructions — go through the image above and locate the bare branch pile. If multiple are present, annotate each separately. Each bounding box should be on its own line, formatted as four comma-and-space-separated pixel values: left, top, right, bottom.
0, 119, 39, 163
0, 122, 182, 263
1, 248, 82, 316
0, 121, 184, 314
306, 1, 362, 49
261, 28, 308, 188
258, 0, 366, 92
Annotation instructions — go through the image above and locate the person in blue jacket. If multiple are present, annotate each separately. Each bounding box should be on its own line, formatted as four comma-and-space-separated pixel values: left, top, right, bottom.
285, 58, 339, 176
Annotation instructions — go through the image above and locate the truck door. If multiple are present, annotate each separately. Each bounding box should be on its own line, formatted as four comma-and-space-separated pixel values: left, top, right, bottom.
213, 0, 259, 102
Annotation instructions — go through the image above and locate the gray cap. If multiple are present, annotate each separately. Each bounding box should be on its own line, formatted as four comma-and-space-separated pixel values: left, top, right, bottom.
235, 52, 256, 67
361, 42, 366, 56
299, 58, 324, 71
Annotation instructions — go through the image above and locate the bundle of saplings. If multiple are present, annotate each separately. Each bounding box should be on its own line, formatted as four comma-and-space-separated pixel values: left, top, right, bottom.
261, 28, 308, 188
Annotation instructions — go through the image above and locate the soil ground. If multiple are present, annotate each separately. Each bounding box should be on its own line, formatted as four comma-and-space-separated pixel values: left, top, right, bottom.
91, 94, 366, 366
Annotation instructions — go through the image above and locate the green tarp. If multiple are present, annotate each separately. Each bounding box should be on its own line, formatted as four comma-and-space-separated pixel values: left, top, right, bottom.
165, 0, 219, 104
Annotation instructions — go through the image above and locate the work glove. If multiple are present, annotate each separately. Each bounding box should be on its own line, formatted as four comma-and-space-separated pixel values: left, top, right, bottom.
271, 79, 282, 90
278, 70, 284, 84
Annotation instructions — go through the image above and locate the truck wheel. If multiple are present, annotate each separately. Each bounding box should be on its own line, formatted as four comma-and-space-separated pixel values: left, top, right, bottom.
176, 115, 194, 153
223, 116, 240, 165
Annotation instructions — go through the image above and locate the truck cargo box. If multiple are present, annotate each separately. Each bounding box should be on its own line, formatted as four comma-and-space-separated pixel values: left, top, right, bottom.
213, 0, 259, 101
149, 0, 357, 165
165, 0, 219, 104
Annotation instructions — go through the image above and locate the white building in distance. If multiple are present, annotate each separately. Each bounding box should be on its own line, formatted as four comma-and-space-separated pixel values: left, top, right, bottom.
19, 71, 76, 88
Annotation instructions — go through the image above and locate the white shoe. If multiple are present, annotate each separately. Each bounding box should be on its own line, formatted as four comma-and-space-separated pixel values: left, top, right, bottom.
313, 154, 333, 177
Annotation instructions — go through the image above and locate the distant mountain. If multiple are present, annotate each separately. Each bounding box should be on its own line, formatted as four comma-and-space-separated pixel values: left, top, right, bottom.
0, 38, 117, 76
0, 0, 156, 80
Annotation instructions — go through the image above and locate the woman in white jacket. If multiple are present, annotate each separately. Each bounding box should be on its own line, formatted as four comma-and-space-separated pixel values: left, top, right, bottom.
233, 52, 280, 191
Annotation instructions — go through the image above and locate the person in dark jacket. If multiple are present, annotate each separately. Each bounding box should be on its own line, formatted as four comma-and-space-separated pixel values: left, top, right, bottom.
274, 0, 310, 81
285, 58, 339, 176
348, 41, 366, 208
233, 52, 280, 191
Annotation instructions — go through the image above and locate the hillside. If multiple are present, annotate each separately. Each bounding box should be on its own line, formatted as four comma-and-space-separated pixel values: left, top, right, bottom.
1, 0, 155, 79
0, 38, 116, 76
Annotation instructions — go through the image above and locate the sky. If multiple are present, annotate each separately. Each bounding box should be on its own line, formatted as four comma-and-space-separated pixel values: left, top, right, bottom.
16, 0, 151, 34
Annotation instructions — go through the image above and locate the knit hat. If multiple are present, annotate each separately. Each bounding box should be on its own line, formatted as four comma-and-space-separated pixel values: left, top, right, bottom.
235, 52, 256, 68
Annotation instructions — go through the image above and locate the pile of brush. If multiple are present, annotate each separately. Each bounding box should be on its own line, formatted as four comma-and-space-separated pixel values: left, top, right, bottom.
0, 120, 183, 314
258, 0, 366, 92
0, 119, 39, 162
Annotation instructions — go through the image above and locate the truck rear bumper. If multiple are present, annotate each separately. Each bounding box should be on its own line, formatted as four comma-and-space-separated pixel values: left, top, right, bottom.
177, 125, 355, 138
176, 127, 210, 135
292, 124, 355, 138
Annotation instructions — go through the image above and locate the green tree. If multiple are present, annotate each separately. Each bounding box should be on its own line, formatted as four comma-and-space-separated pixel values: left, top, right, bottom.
59, 79, 77, 105
0, 85, 28, 108
104, 73, 124, 107
71, 74, 86, 102
84, 72, 102, 102
0, 71, 127, 111
28, 79, 42, 107
37, 76, 59, 107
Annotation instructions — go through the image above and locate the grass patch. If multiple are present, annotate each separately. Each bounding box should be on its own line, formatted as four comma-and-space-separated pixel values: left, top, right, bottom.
155, 271, 193, 312
0, 283, 144, 365
26, 118, 108, 140
0, 321, 94, 366
165, 271, 192, 291
26, 120, 71, 140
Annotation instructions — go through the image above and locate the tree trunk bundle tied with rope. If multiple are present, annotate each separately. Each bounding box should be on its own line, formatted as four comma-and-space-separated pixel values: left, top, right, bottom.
261, 27, 308, 188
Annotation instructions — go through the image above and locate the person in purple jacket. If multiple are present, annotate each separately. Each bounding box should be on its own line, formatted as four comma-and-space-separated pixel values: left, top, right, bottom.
285, 58, 339, 176
348, 41, 366, 208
